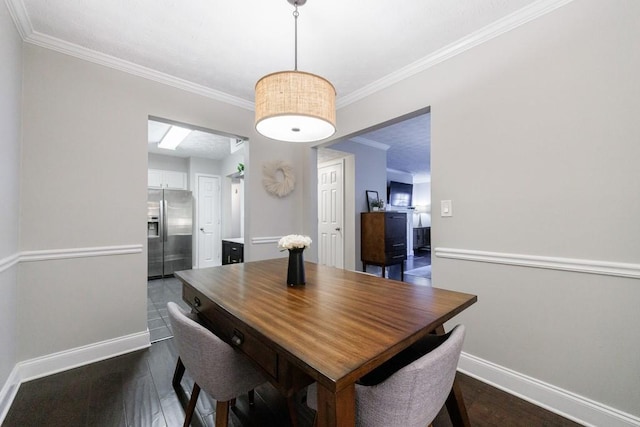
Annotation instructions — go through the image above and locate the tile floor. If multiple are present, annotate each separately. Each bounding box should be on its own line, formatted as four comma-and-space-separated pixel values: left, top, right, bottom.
147, 276, 190, 343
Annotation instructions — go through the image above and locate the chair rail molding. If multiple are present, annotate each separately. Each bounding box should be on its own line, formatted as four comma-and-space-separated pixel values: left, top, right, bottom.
19, 244, 143, 263
0, 245, 143, 275
435, 247, 640, 279
0, 253, 20, 274
251, 236, 282, 245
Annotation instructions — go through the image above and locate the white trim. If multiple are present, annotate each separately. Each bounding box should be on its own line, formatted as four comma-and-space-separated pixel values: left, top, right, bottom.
251, 236, 281, 245
0, 365, 20, 425
0, 253, 20, 274
6, 0, 575, 111
19, 244, 143, 263
194, 173, 222, 269
0, 330, 150, 425
1, 245, 142, 275
25, 30, 254, 111
4, 0, 31, 39
435, 247, 640, 279
459, 352, 640, 427
337, 0, 576, 108
18, 330, 150, 383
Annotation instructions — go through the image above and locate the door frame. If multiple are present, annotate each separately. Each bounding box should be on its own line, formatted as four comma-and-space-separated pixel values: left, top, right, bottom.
318, 158, 345, 269
194, 173, 222, 268
317, 154, 356, 271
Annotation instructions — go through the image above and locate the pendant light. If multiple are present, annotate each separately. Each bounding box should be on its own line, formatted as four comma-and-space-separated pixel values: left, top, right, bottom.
255, 0, 336, 143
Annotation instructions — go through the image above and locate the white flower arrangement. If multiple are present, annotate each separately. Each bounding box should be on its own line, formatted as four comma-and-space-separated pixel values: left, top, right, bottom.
278, 234, 312, 251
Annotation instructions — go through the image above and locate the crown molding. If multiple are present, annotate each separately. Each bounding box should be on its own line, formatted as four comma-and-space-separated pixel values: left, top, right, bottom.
336, 0, 576, 109
7, 0, 575, 112
4, 0, 31, 39
5, 0, 254, 111
23, 31, 255, 111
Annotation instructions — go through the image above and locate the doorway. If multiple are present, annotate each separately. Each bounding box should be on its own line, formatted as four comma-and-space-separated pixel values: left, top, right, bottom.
318, 108, 431, 284
318, 159, 345, 269
196, 174, 221, 268
146, 116, 247, 342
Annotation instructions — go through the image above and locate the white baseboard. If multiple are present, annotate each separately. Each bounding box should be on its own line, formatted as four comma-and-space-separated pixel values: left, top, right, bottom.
18, 330, 150, 383
0, 365, 20, 425
459, 352, 640, 427
0, 330, 150, 424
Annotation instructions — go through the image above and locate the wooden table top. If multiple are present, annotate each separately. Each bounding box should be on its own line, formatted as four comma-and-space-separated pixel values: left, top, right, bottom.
175, 258, 477, 391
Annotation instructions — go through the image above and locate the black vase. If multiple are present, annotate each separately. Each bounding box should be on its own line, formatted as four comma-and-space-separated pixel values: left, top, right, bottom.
287, 248, 306, 286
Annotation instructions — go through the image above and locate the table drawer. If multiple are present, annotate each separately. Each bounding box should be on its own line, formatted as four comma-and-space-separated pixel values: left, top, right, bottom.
183, 285, 278, 380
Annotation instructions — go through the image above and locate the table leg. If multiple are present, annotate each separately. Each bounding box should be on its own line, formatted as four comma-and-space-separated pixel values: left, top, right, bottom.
315, 382, 355, 427
435, 325, 471, 427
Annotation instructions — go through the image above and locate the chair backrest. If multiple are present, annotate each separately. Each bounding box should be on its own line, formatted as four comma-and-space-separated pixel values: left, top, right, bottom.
166, 302, 265, 402
355, 324, 466, 427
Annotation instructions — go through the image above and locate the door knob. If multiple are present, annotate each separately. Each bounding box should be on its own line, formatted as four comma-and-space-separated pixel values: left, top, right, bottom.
200, 227, 205, 232
335, 227, 341, 231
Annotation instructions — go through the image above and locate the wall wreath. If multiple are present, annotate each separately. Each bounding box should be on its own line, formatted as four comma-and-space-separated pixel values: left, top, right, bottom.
262, 160, 295, 197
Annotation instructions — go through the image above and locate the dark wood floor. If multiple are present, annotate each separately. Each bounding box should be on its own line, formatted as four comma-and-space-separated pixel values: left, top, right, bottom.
4, 255, 582, 426
4, 337, 581, 427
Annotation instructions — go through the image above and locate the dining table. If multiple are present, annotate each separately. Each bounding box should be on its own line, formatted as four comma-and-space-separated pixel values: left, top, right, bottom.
175, 257, 477, 427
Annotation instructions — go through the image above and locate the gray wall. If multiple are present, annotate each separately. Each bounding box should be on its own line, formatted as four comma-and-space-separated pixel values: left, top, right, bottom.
333, 0, 640, 417
0, 2, 22, 391
15, 40, 309, 362
4, 0, 639, 422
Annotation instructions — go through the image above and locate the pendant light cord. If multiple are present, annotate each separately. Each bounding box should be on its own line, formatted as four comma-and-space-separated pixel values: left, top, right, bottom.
293, 2, 299, 71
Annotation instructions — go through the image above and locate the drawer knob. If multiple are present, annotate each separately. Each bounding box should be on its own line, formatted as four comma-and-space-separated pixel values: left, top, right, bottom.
193, 296, 201, 307
231, 332, 243, 346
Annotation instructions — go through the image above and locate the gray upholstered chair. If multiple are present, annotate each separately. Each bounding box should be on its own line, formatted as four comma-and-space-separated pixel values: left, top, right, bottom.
167, 302, 267, 427
307, 324, 465, 427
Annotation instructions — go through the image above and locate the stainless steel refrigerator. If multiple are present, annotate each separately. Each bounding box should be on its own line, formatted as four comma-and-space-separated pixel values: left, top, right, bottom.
147, 189, 193, 278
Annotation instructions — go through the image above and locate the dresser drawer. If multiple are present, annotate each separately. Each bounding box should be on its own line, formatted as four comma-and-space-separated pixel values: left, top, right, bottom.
183, 285, 278, 380
385, 214, 406, 236
385, 239, 406, 252
385, 250, 407, 265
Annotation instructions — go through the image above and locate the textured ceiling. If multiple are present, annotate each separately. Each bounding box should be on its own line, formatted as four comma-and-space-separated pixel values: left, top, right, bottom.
147, 119, 235, 160
357, 113, 431, 183
10, 0, 566, 176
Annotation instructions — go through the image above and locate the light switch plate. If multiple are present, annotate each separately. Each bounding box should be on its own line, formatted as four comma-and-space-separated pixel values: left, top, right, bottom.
441, 200, 453, 217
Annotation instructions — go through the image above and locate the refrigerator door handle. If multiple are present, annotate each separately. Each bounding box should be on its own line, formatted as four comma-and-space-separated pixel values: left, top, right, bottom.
163, 199, 169, 242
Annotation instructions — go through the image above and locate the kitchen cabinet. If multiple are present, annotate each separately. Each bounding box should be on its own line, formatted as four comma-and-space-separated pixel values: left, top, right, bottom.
361, 212, 407, 280
222, 239, 244, 265
148, 169, 187, 190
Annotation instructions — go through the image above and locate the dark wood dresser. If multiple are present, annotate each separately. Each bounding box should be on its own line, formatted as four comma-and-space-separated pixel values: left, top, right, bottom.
361, 211, 407, 280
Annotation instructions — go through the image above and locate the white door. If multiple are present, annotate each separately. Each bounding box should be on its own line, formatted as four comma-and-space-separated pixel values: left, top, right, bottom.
318, 160, 344, 268
197, 175, 221, 268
